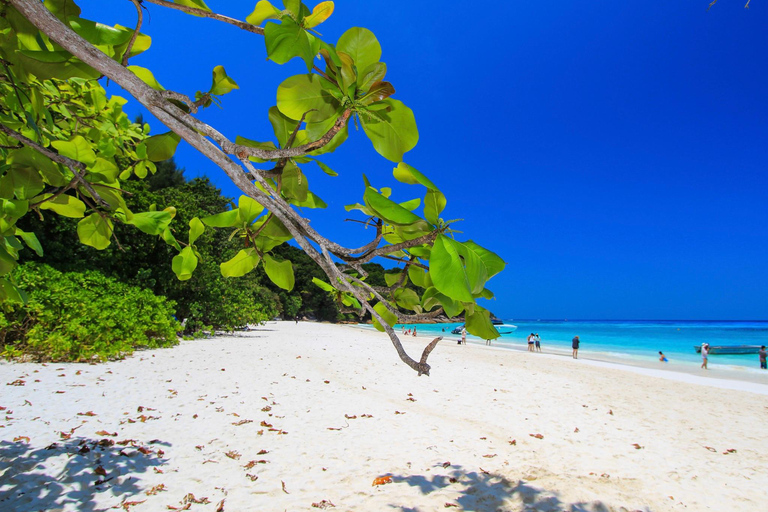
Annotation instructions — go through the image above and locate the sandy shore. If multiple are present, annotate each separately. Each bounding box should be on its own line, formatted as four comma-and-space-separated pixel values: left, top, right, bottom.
2, 322, 767, 511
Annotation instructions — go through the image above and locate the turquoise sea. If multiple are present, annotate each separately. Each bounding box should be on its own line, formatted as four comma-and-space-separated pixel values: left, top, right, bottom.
380, 320, 768, 371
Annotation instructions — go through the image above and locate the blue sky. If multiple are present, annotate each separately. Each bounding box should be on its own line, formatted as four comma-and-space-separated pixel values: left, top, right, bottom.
77, 1, 768, 320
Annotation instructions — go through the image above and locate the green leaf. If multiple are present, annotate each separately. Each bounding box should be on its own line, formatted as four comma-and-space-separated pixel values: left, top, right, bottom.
15, 229, 43, 257
291, 190, 327, 209
465, 306, 500, 340
430, 235, 478, 302
281, 161, 308, 202
337, 27, 381, 77
264, 19, 314, 71
0, 166, 44, 200
0, 278, 24, 302
51, 135, 96, 166
263, 253, 294, 291
247, 0, 282, 25
127, 65, 165, 91
463, 240, 506, 281
161, 228, 182, 251
188, 217, 205, 245
7, 147, 66, 187
209, 65, 239, 96
173, 0, 212, 14
393, 287, 420, 311
312, 276, 335, 292
357, 62, 387, 92
363, 187, 423, 226
268, 106, 297, 148
360, 99, 418, 162
145, 131, 181, 162
372, 301, 397, 332
421, 287, 463, 317
77, 213, 112, 250
37, 194, 86, 218
126, 210, 174, 235
201, 208, 240, 228
313, 159, 337, 176
423, 190, 447, 225
408, 266, 432, 289
276, 73, 339, 123
303, 1, 334, 28
237, 195, 264, 224
172, 246, 198, 281
220, 248, 261, 278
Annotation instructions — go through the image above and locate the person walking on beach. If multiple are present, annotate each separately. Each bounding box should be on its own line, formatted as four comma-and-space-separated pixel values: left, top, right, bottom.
572, 336, 580, 359
701, 343, 709, 369
659, 351, 668, 362
460, 326, 467, 346
759, 345, 767, 370
535, 333, 541, 352
527, 333, 535, 352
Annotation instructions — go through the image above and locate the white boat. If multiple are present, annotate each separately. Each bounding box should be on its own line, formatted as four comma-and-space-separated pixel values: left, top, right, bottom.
451, 320, 517, 335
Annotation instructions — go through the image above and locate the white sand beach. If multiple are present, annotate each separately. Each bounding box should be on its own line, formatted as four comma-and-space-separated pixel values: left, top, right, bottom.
2, 321, 767, 511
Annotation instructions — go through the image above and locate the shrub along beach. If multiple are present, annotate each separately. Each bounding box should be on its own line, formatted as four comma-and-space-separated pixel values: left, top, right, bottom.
2, 322, 767, 511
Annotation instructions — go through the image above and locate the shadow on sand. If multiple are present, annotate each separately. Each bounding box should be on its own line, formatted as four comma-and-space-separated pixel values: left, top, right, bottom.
0, 436, 168, 512
386, 465, 642, 512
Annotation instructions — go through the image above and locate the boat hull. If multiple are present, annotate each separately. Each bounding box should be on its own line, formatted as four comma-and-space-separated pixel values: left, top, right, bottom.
694, 345, 762, 355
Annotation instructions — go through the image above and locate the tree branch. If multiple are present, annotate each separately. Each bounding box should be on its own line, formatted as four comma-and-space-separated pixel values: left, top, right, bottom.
141, 0, 265, 35
122, 0, 144, 66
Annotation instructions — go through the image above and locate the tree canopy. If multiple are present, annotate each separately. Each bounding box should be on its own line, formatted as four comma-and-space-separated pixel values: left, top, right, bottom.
0, 0, 505, 375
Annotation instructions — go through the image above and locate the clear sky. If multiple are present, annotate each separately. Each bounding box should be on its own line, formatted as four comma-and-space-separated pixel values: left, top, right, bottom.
77, 1, 768, 320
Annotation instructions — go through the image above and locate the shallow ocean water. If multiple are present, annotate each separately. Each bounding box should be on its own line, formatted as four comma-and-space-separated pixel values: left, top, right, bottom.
376, 319, 768, 371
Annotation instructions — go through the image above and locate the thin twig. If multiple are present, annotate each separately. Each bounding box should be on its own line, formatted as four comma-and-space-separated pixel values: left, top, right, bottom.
0, 121, 109, 207
121, 0, 144, 66
141, 0, 265, 35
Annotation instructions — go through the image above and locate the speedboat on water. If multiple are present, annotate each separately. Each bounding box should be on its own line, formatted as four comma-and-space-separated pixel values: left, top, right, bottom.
451, 320, 517, 335
693, 345, 761, 355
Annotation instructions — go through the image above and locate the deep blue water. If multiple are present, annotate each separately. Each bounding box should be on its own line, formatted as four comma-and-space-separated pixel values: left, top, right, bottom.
384, 320, 768, 370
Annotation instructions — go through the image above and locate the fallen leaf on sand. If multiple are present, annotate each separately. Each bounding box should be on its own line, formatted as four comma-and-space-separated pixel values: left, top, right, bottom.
327, 427, 341, 431
574, 427, 580, 433
260, 421, 273, 428
705, 446, 717, 452
372, 476, 393, 486
261, 406, 272, 412
257, 449, 269, 455
406, 397, 416, 402
95, 466, 107, 476
232, 419, 253, 426
166, 504, 191, 511
361, 414, 373, 418
7, 380, 25, 386
479, 468, 490, 475
55, 391, 65, 394
154, 468, 164, 474
529, 433, 544, 439
312, 500, 336, 509
345, 414, 357, 419
509, 439, 517, 446
216, 499, 225, 512
324, 380, 330, 384
608, 410, 614, 415
225, 451, 241, 460
246, 473, 258, 481
120, 500, 146, 510
395, 411, 405, 415
441, 461, 451, 468
14, 436, 30, 443
445, 504, 459, 508
282, 480, 290, 494
183, 493, 210, 504
449, 477, 458, 483
632, 443, 644, 450
723, 448, 737, 454
96, 430, 117, 437
78, 411, 97, 417
483, 454, 497, 458
146, 484, 166, 495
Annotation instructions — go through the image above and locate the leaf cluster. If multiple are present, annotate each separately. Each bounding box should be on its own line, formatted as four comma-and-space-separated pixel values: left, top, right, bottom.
0, 262, 179, 362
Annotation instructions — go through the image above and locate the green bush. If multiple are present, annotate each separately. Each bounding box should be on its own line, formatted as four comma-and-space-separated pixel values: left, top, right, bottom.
1, 263, 180, 362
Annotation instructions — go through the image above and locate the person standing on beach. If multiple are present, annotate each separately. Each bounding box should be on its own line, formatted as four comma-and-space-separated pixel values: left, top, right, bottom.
461, 327, 467, 346
759, 346, 767, 370
701, 343, 709, 369
572, 336, 580, 359
535, 333, 541, 352
527, 333, 535, 352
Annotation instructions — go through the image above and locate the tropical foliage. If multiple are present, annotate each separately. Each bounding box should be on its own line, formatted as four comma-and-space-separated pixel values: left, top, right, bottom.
0, 262, 179, 362
0, 0, 505, 375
